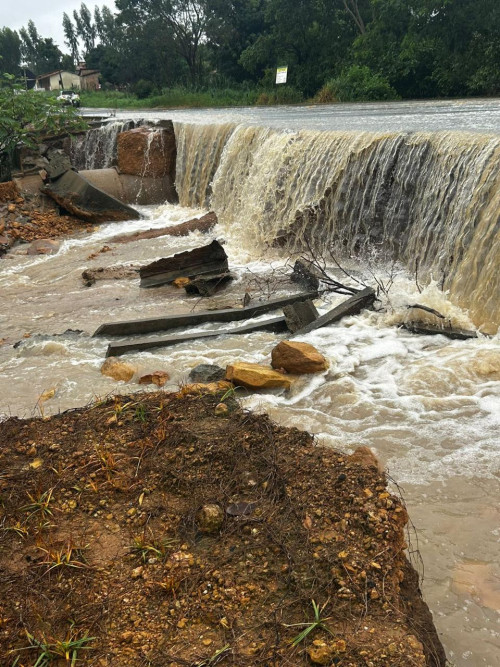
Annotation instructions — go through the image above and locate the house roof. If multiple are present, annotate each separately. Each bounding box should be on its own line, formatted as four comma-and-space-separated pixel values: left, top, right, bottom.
80, 70, 100, 77
36, 70, 79, 80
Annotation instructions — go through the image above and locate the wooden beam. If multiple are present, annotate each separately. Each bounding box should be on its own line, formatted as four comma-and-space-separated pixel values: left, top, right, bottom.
106, 317, 288, 357
402, 322, 479, 340
93, 291, 318, 337
290, 287, 376, 337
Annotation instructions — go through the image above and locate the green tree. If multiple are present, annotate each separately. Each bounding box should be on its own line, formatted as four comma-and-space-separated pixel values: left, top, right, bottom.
0, 28, 22, 76
19, 21, 62, 74
63, 12, 80, 66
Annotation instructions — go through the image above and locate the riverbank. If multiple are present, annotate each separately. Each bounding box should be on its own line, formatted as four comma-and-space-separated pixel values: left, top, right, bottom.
0, 387, 445, 666
77, 87, 304, 110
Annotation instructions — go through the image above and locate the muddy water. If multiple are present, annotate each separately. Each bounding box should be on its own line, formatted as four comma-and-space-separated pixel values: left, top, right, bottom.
1, 204, 499, 665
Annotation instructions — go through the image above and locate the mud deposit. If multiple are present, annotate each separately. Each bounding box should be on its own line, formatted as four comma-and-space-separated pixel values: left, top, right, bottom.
0, 390, 444, 666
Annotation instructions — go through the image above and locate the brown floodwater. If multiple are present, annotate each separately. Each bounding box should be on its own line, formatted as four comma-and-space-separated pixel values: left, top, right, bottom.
1, 201, 499, 665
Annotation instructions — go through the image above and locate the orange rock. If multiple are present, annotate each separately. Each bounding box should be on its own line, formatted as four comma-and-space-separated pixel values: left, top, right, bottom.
117, 127, 176, 179
271, 340, 328, 374
138, 370, 170, 387
225, 362, 292, 390
101, 357, 136, 382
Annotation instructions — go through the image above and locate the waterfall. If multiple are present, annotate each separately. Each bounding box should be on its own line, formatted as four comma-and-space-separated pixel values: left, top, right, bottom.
174, 123, 500, 333
174, 122, 236, 208
70, 120, 134, 170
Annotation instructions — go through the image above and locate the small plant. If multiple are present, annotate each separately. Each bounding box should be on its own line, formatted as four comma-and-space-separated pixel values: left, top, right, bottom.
285, 599, 333, 646
219, 385, 242, 403
5, 521, 29, 538
12, 628, 95, 665
134, 403, 147, 423
93, 445, 118, 477
37, 543, 89, 574
21, 488, 55, 522
129, 533, 175, 562
196, 644, 231, 666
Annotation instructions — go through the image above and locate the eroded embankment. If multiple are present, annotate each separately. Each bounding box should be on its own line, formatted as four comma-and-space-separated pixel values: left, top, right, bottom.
0, 389, 445, 666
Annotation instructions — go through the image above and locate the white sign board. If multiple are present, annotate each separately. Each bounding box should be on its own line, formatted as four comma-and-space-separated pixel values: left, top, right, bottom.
276, 66, 288, 84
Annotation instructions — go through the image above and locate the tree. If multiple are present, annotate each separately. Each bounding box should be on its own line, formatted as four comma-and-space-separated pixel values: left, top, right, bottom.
63, 13, 80, 66
73, 3, 97, 54
0, 28, 22, 76
19, 21, 62, 74
116, 0, 215, 86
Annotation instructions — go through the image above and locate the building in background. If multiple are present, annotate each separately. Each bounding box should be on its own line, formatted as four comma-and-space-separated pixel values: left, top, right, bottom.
35, 63, 100, 91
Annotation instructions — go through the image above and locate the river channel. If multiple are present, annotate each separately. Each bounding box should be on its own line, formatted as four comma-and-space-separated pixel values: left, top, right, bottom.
1, 99, 500, 665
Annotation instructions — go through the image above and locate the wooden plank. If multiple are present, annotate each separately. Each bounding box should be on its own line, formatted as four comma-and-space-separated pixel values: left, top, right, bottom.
93, 290, 318, 337
402, 322, 479, 340
290, 287, 376, 337
106, 317, 288, 357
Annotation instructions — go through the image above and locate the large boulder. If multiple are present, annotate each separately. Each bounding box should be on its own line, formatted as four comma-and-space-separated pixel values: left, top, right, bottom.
117, 125, 176, 180
225, 362, 292, 390
101, 357, 136, 382
271, 340, 328, 374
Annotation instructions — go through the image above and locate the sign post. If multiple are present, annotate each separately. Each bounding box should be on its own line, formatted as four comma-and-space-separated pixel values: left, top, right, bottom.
275, 66, 288, 84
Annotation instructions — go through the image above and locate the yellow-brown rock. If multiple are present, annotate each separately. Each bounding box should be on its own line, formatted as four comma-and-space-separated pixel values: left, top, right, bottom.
101, 357, 136, 382
138, 370, 170, 387
225, 362, 292, 390
307, 640, 333, 665
117, 127, 176, 179
271, 340, 328, 374
178, 381, 233, 396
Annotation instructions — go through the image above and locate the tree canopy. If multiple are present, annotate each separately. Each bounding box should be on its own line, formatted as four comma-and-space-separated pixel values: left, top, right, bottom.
0, 0, 499, 100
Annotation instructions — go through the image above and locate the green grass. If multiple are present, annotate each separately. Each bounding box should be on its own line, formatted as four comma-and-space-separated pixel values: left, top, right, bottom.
79, 85, 304, 109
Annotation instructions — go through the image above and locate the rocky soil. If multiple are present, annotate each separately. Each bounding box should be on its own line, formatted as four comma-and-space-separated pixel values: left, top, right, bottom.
0, 387, 446, 666
0, 180, 89, 254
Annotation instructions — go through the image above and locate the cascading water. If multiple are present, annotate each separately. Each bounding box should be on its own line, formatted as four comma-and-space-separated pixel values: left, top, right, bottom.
174, 123, 500, 333
174, 122, 236, 208
70, 119, 134, 170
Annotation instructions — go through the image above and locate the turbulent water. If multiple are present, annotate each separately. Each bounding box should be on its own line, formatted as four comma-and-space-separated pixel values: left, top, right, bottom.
2, 105, 500, 664
176, 122, 500, 334
70, 119, 133, 170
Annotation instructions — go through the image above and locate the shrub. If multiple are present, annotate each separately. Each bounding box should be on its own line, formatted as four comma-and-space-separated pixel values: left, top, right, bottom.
316, 66, 399, 103
133, 79, 156, 99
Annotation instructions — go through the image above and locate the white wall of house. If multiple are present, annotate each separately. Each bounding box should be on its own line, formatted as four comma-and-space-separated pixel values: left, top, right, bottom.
51, 72, 81, 90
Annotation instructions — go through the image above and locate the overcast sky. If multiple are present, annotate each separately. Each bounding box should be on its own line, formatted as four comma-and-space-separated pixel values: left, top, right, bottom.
3, 1, 117, 53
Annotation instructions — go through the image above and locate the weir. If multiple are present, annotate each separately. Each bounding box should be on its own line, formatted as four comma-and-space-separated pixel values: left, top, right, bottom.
66, 119, 499, 332
174, 123, 500, 333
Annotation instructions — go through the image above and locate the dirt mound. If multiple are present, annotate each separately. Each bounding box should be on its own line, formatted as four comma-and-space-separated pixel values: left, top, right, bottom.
0, 390, 445, 666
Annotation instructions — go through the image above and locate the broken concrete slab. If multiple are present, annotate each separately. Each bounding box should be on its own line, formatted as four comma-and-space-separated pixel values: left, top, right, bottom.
42, 170, 140, 223
81, 168, 177, 206
139, 239, 228, 288
94, 291, 318, 337
106, 317, 288, 357
291, 287, 376, 337
283, 299, 319, 333
184, 271, 234, 297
